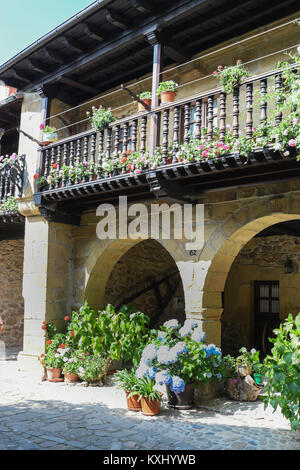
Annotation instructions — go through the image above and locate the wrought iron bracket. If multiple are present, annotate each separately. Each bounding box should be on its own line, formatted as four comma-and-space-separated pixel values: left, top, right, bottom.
121, 84, 152, 111
1, 154, 26, 198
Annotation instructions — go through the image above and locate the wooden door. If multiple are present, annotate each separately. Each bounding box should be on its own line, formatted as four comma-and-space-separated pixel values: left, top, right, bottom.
254, 281, 280, 356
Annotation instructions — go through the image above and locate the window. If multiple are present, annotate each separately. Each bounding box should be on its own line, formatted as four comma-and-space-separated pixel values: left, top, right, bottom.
255, 281, 279, 315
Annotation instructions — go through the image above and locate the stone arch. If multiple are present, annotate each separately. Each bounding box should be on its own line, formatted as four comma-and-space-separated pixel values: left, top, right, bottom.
196, 198, 300, 345
83, 237, 189, 323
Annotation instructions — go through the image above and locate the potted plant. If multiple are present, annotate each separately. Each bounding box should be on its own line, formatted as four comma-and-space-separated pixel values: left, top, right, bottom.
40, 124, 57, 146
77, 353, 109, 385
62, 351, 81, 383
135, 318, 224, 409
86, 105, 115, 131
116, 368, 142, 411
132, 375, 162, 416
157, 81, 178, 104
213, 60, 251, 94
38, 330, 68, 381
137, 91, 152, 112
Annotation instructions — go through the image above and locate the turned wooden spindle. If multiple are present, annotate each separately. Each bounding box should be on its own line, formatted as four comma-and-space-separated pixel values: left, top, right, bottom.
122, 123, 129, 173
232, 87, 240, 139
43, 148, 50, 180
246, 83, 253, 139
132, 119, 138, 152
97, 130, 104, 179
62, 143, 68, 186
162, 108, 170, 165
140, 116, 147, 155
113, 125, 120, 175
219, 92, 227, 143
260, 78, 268, 125
172, 106, 180, 163
105, 127, 112, 176
75, 138, 81, 184
184, 103, 191, 144
82, 135, 89, 182
89, 133, 96, 181
207, 96, 214, 142
194, 99, 202, 141
50, 147, 56, 188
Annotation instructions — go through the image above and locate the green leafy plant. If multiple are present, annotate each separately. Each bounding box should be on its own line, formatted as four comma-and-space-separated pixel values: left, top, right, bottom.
115, 368, 140, 392
138, 91, 152, 100
213, 60, 251, 94
62, 350, 82, 376
263, 313, 300, 431
130, 375, 162, 402
86, 105, 115, 131
156, 80, 178, 96
77, 353, 109, 383
0, 196, 19, 213
38, 333, 68, 369
235, 347, 261, 373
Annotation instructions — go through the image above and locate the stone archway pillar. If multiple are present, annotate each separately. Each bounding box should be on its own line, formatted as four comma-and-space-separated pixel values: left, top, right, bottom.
176, 260, 223, 346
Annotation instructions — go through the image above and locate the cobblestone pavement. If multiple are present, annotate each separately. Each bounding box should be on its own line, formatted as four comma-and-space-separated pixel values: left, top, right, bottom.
1, 356, 300, 451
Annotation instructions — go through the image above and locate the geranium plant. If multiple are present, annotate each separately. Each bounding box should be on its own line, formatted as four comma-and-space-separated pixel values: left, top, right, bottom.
38, 333, 69, 369
156, 80, 178, 96
138, 91, 152, 100
213, 60, 251, 94
87, 105, 115, 131
77, 353, 109, 384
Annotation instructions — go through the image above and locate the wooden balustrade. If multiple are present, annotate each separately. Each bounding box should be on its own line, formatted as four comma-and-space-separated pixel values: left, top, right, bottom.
38, 67, 298, 192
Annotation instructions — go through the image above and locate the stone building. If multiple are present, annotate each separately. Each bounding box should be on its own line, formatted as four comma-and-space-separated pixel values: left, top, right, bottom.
0, 0, 299, 376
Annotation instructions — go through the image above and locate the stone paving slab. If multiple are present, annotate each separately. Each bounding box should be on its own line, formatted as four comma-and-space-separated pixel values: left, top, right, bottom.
0, 360, 300, 451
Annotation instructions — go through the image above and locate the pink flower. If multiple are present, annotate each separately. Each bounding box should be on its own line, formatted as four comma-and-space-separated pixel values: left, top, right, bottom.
293, 117, 298, 125
135, 169, 141, 174
217, 65, 223, 70
217, 142, 224, 148
223, 145, 230, 150
40, 123, 45, 130
289, 139, 297, 147
201, 151, 208, 157
213, 71, 217, 76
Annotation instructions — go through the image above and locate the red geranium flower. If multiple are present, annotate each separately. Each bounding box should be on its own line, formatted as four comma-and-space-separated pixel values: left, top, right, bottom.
42, 325, 47, 330
53, 163, 58, 169
64, 315, 70, 322
46, 340, 52, 345
70, 331, 75, 337
33, 173, 39, 180
122, 157, 127, 163
59, 343, 65, 349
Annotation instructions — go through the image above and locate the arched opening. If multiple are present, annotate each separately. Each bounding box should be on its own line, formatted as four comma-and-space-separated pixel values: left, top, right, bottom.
202, 213, 300, 353
223, 220, 300, 356
85, 238, 185, 327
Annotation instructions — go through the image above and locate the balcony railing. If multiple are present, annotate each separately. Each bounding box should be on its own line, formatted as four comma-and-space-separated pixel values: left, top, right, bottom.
37, 66, 299, 194
0, 154, 25, 222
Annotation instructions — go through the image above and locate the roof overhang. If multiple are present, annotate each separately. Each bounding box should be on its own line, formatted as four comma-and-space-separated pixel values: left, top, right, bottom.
0, 92, 24, 131
0, 0, 299, 105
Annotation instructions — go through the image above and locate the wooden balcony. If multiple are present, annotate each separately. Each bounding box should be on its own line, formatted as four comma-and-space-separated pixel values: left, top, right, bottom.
34, 67, 299, 222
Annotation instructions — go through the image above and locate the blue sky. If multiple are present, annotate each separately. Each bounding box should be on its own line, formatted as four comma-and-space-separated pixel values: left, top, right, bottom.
0, 0, 94, 65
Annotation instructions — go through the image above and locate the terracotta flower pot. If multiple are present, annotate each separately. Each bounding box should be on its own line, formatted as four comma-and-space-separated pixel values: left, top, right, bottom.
46, 367, 62, 380
140, 397, 160, 416
125, 391, 142, 412
160, 91, 176, 104
64, 372, 79, 383
138, 99, 151, 112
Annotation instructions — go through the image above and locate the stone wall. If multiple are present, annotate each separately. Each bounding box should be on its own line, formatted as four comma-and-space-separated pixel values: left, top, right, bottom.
105, 239, 185, 327
0, 239, 24, 348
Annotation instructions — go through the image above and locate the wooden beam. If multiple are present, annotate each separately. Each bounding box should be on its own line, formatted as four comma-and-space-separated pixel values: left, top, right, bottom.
84, 23, 106, 42
8, 68, 31, 84
58, 76, 98, 94
130, 0, 156, 14
44, 48, 65, 65
61, 36, 85, 54
105, 8, 130, 30
27, 58, 49, 75
159, 29, 190, 62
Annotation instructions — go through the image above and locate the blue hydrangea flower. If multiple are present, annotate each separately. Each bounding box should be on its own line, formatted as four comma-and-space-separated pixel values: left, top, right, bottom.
163, 319, 179, 329
179, 326, 192, 337
146, 367, 157, 380
136, 363, 148, 378
155, 370, 172, 386
141, 343, 157, 363
191, 328, 206, 343
183, 319, 199, 329
158, 331, 167, 342
157, 346, 170, 364
172, 341, 187, 356
170, 376, 185, 394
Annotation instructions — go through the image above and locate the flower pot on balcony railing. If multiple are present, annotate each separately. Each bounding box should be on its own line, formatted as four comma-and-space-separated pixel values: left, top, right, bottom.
40, 124, 57, 146
157, 81, 178, 104
137, 92, 152, 112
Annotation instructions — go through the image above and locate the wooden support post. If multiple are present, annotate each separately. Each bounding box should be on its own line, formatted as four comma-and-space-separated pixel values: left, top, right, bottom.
146, 30, 163, 157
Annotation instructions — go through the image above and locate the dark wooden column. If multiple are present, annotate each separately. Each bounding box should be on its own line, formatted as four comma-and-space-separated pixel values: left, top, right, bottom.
145, 30, 164, 156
